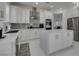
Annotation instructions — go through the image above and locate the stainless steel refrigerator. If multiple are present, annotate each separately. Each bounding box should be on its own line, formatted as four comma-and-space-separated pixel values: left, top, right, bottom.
67, 17, 79, 41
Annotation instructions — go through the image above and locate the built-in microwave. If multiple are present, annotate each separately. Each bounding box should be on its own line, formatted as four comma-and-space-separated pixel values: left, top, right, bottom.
45, 19, 52, 30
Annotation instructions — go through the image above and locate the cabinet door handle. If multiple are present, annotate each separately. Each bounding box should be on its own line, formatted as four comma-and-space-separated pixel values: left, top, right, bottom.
55, 34, 59, 39
67, 33, 70, 37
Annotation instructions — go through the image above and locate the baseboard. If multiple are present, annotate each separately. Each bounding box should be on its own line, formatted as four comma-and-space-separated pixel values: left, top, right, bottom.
49, 45, 73, 56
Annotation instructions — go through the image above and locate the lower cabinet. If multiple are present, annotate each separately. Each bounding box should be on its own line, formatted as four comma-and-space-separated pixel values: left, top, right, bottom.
0, 41, 16, 56
40, 30, 73, 55
19, 29, 40, 43
63, 31, 73, 48
48, 32, 63, 54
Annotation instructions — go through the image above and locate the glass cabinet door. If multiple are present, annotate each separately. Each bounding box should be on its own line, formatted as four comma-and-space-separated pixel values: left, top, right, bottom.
53, 13, 62, 29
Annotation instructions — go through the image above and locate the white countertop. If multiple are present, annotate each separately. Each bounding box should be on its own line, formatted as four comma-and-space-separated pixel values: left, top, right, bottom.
0, 33, 19, 43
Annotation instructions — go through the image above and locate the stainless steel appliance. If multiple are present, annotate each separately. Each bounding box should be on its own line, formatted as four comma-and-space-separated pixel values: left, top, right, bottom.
45, 19, 52, 30
30, 7, 40, 28
67, 17, 79, 41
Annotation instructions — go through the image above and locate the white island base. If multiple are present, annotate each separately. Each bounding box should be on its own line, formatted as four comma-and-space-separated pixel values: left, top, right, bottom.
40, 30, 73, 55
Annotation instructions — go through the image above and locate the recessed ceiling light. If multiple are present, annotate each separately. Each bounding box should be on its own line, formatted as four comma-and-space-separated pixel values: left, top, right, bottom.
73, 2, 78, 5
73, 2, 79, 7
73, 2, 77, 4
35, 2, 38, 5
60, 8, 63, 10
50, 6, 54, 8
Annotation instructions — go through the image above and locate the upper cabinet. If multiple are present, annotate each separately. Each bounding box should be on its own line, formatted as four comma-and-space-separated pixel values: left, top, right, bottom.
0, 2, 6, 21
10, 5, 17, 23
25, 8, 30, 23
53, 13, 63, 29
10, 5, 30, 23
38, 9, 45, 23
38, 9, 53, 23
44, 11, 53, 19
9, 4, 53, 24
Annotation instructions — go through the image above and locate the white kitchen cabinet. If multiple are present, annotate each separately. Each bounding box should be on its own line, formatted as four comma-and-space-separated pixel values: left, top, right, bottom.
47, 31, 63, 54
63, 30, 73, 48
54, 33, 63, 51
4, 3, 10, 22
39, 10, 53, 23
18, 29, 40, 43
25, 8, 30, 23
10, 5, 30, 23
0, 33, 17, 56
40, 30, 73, 55
10, 5, 17, 23
0, 42, 12, 56
16, 7, 30, 23
49, 33, 56, 53
39, 9, 45, 23
44, 11, 53, 19
0, 3, 9, 21
20, 8, 26, 23
16, 6, 25, 23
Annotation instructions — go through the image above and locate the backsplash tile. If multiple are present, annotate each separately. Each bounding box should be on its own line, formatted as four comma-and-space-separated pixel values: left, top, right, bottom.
10, 23, 28, 29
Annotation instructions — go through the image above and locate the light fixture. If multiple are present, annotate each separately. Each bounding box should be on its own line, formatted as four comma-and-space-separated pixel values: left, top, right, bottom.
35, 2, 38, 5
58, 8, 63, 13
59, 8, 63, 10
50, 6, 54, 8
73, 2, 77, 5
73, 2, 79, 7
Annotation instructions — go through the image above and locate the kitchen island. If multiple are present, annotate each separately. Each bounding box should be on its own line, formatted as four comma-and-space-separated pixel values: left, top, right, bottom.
40, 30, 74, 55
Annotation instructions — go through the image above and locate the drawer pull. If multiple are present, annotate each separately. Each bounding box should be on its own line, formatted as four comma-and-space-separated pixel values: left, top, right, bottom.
55, 34, 59, 39
67, 33, 70, 37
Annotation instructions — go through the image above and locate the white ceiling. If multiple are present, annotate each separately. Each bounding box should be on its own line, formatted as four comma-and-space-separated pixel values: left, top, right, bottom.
19, 2, 75, 10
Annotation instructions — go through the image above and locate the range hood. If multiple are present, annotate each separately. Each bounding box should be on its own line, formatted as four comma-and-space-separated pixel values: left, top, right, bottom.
29, 7, 40, 28
31, 7, 37, 19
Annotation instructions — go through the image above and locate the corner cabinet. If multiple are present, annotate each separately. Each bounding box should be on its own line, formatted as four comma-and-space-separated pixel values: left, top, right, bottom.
40, 30, 73, 55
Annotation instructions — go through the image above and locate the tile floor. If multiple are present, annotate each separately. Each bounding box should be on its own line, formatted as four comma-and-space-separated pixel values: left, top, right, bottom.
28, 39, 79, 56
51, 41, 79, 56
29, 39, 45, 56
